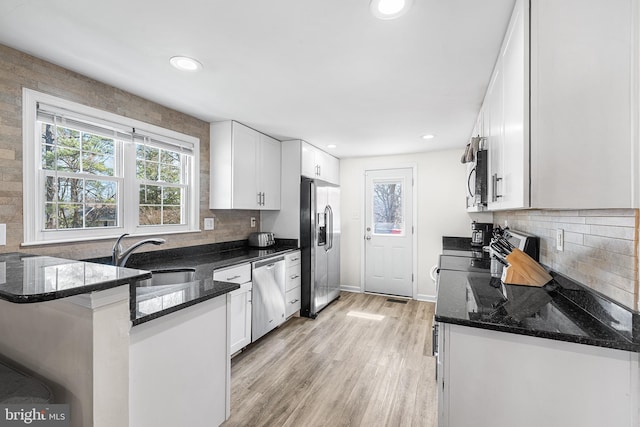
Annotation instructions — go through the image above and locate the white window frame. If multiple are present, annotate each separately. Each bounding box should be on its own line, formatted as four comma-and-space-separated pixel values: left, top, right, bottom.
22, 88, 200, 245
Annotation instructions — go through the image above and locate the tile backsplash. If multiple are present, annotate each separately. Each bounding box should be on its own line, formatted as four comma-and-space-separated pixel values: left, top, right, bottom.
493, 209, 638, 311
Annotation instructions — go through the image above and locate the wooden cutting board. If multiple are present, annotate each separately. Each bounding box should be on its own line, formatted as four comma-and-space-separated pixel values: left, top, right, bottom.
503, 248, 552, 287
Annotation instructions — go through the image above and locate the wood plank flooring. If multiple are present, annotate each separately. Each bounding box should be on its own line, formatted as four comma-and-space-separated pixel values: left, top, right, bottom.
222, 292, 437, 427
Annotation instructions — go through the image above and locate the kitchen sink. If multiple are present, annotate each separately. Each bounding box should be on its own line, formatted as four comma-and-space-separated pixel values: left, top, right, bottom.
137, 268, 196, 287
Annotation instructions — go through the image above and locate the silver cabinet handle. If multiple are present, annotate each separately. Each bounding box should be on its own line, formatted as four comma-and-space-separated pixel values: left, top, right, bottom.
290, 257, 299, 261
290, 274, 300, 279
289, 299, 299, 304
257, 192, 262, 205
226, 275, 241, 281
491, 174, 503, 202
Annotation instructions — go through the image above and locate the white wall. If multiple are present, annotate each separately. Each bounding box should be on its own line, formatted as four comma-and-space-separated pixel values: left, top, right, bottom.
340, 149, 492, 301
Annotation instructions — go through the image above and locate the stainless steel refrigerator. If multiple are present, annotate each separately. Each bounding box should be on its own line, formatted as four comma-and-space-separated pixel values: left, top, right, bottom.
300, 177, 340, 318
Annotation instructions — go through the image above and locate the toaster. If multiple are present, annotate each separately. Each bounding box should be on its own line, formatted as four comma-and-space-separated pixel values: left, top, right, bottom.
248, 232, 275, 247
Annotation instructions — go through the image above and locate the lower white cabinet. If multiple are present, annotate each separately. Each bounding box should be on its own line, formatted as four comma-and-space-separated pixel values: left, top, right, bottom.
130, 296, 230, 427
214, 264, 252, 355
228, 283, 252, 354
437, 323, 639, 427
285, 251, 301, 317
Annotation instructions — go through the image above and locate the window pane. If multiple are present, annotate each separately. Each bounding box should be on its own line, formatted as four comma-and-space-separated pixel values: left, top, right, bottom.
42, 144, 56, 169
160, 164, 181, 183
44, 203, 57, 229
56, 203, 84, 229
137, 145, 159, 162
55, 127, 80, 149
163, 187, 181, 205
82, 133, 114, 155
163, 206, 181, 224
161, 150, 181, 166
85, 180, 116, 203
373, 179, 404, 235
82, 153, 114, 176
139, 205, 161, 225
139, 185, 161, 204
84, 204, 117, 228
136, 160, 145, 179
54, 147, 81, 173
145, 162, 159, 181
56, 178, 83, 203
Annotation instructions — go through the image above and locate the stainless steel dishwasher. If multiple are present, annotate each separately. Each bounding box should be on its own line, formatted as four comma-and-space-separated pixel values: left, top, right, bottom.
251, 255, 286, 341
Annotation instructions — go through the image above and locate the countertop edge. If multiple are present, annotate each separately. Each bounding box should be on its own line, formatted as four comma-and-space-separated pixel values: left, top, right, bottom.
434, 314, 640, 353
132, 281, 240, 326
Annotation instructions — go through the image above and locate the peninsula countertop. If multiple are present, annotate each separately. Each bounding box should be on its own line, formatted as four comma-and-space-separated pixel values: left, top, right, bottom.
0, 252, 150, 303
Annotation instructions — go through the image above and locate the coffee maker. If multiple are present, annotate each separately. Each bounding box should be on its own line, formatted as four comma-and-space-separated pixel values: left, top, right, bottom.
471, 221, 492, 247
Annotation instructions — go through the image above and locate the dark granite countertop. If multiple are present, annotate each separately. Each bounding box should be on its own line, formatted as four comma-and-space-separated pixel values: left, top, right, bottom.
0, 252, 150, 303
435, 266, 640, 352
441, 236, 489, 259
100, 239, 299, 325
133, 278, 240, 326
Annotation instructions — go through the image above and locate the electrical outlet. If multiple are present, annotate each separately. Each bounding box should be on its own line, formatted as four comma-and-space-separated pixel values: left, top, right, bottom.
0, 224, 5, 246
250, 217, 256, 228
556, 229, 564, 252
204, 218, 215, 230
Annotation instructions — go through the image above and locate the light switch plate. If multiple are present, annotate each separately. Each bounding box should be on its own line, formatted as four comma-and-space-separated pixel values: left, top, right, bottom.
0, 224, 5, 246
250, 217, 256, 228
204, 218, 215, 230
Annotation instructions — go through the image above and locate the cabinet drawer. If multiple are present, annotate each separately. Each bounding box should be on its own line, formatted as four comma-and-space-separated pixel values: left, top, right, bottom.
286, 265, 301, 292
213, 263, 251, 284
285, 251, 301, 267
285, 286, 301, 317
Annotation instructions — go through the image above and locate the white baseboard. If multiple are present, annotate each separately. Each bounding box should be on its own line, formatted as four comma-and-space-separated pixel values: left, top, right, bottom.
416, 294, 436, 303
340, 285, 362, 293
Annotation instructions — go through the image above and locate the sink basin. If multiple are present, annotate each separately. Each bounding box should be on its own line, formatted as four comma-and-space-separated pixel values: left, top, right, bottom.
137, 269, 196, 287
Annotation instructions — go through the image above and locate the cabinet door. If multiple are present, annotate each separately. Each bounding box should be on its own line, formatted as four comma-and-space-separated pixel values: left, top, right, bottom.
300, 141, 318, 178
229, 283, 252, 354
500, 0, 528, 209
259, 134, 281, 210
318, 150, 340, 185
486, 67, 504, 210
232, 123, 260, 209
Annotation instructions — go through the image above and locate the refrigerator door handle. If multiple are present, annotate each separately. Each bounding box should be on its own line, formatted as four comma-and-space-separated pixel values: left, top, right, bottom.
327, 205, 333, 250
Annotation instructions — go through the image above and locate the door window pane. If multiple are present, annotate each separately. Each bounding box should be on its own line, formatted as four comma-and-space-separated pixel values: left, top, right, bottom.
372, 178, 404, 235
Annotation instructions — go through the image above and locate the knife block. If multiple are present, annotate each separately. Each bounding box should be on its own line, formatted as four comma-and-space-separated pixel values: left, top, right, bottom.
501, 248, 552, 287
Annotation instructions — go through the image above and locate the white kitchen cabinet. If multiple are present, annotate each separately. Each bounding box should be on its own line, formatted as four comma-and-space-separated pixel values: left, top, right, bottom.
284, 251, 301, 317
210, 120, 281, 210
262, 140, 340, 241
130, 295, 230, 427
529, 0, 637, 208
476, 0, 637, 210
485, 0, 529, 210
214, 264, 252, 355
437, 323, 639, 427
301, 141, 340, 185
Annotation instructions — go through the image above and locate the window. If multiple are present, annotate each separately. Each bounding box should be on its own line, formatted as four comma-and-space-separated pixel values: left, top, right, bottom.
372, 178, 405, 235
23, 89, 200, 245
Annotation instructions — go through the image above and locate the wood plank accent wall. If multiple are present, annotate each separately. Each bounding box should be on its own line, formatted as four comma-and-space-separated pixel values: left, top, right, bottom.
493, 209, 639, 311
0, 44, 259, 260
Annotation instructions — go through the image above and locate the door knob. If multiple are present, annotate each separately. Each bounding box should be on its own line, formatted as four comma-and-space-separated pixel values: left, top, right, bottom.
365, 235, 371, 240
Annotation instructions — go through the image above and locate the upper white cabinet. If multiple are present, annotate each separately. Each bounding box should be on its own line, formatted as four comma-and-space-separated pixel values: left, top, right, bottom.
479, 0, 637, 210
486, 0, 529, 210
301, 141, 340, 185
210, 121, 281, 210
529, 0, 636, 208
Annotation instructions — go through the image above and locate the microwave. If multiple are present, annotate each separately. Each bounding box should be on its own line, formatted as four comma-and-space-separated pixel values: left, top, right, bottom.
466, 148, 488, 210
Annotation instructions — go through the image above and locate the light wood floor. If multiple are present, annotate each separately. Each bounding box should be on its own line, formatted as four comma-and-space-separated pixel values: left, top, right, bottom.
222, 292, 437, 427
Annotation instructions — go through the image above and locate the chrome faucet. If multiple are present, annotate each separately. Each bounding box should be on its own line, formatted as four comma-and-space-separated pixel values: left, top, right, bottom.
112, 233, 166, 267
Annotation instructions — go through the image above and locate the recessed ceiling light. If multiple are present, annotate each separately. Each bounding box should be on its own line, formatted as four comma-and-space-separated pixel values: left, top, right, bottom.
169, 56, 203, 72
327, 144, 337, 149
422, 134, 436, 140
370, 0, 413, 20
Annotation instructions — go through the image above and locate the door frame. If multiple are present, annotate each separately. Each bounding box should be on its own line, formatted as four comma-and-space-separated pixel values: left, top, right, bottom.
359, 164, 418, 299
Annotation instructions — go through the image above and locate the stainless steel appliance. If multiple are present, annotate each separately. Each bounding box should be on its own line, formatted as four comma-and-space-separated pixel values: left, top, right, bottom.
471, 221, 492, 247
503, 229, 540, 261
251, 255, 286, 341
248, 232, 275, 248
465, 138, 488, 211
300, 178, 340, 318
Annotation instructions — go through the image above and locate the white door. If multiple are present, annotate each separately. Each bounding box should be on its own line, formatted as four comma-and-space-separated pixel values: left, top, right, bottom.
364, 168, 414, 297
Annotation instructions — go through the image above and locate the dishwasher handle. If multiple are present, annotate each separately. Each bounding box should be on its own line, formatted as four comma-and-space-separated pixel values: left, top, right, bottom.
252, 255, 285, 270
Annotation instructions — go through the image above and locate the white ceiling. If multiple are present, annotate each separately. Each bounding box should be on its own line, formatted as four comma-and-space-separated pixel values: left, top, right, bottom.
0, 0, 515, 158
